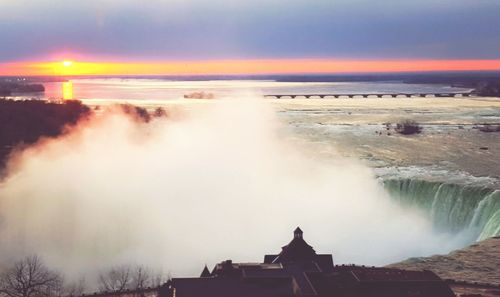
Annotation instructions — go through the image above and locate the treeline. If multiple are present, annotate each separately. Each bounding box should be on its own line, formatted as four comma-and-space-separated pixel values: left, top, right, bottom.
118, 104, 167, 123
0, 82, 45, 96
0, 255, 167, 297
0, 99, 169, 173
0, 99, 91, 170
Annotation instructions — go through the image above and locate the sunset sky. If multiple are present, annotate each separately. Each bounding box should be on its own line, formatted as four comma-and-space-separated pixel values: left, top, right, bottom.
1, 0, 500, 75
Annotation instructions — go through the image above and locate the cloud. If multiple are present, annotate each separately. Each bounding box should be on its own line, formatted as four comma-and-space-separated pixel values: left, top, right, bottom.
1, 0, 500, 61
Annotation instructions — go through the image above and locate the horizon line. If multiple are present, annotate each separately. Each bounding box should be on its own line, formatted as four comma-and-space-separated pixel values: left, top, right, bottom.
2, 59, 500, 76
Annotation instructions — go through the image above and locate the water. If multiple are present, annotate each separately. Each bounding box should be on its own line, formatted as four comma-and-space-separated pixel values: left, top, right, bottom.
9, 78, 500, 245
383, 179, 500, 241
24, 78, 471, 101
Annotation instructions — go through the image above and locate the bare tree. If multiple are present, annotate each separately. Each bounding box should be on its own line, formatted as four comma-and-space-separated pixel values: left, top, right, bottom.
98, 266, 131, 293
62, 278, 86, 297
0, 255, 63, 297
149, 271, 168, 289
98, 265, 167, 293
152, 107, 167, 118
130, 267, 149, 291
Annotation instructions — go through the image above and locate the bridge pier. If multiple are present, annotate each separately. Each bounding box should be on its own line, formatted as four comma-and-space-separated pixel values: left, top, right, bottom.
264, 92, 474, 99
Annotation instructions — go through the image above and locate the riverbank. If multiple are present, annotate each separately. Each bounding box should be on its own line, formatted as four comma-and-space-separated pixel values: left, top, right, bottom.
388, 236, 500, 285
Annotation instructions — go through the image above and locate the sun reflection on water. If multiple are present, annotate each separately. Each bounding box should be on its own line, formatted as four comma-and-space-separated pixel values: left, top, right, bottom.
62, 81, 73, 100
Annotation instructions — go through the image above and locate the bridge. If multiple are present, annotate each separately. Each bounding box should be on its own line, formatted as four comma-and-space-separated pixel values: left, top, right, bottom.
264, 92, 476, 99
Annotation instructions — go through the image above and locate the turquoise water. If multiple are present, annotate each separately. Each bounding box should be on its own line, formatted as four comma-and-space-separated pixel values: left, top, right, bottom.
384, 179, 500, 242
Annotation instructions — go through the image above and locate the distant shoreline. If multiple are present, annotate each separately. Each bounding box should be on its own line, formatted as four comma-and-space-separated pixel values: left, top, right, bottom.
1, 70, 500, 84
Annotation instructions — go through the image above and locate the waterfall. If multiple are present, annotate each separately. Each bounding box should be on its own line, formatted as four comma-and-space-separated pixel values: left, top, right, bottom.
383, 179, 500, 242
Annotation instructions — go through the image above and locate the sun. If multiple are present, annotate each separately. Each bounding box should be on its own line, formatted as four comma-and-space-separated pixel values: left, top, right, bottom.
62, 60, 73, 67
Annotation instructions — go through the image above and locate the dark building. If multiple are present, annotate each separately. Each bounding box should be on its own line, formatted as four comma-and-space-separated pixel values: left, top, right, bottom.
163, 228, 456, 297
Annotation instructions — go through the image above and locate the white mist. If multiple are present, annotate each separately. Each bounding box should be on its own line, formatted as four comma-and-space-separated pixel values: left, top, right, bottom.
0, 97, 459, 284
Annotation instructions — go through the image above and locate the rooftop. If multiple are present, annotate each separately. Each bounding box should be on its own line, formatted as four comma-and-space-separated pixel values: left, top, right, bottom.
166, 227, 455, 297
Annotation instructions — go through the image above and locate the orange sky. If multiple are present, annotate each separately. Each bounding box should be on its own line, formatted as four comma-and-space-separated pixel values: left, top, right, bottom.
2, 59, 500, 76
